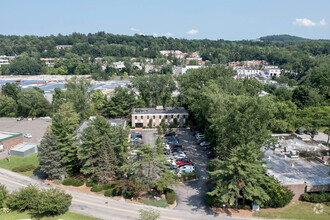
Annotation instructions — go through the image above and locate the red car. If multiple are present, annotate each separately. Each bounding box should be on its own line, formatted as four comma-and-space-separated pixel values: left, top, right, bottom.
177, 159, 193, 166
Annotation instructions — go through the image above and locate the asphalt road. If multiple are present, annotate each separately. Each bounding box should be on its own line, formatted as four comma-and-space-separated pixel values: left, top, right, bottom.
0, 168, 260, 220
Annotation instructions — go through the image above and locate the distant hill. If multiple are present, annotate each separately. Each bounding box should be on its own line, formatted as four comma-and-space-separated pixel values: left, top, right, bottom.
259, 35, 308, 42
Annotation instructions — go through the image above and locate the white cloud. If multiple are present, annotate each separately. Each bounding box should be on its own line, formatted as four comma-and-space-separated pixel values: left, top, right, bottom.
153, 33, 158, 37
293, 18, 327, 27
186, 29, 199, 35
130, 27, 140, 32
163, 33, 173, 37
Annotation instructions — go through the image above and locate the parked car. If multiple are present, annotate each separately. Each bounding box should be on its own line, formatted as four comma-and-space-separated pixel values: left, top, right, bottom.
200, 141, 211, 146
207, 151, 216, 159
304, 130, 311, 135
177, 165, 195, 176
178, 161, 193, 167
295, 129, 303, 135
17, 116, 24, 121
197, 138, 205, 144
176, 158, 192, 165
24, 133, 32, 138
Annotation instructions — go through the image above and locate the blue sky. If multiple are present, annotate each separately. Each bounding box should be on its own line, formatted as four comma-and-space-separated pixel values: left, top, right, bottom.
1, 0, 329, 40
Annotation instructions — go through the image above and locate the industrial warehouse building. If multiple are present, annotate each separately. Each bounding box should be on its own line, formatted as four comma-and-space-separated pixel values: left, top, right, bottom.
131, 106, 189, 128
0, 131, 23, 150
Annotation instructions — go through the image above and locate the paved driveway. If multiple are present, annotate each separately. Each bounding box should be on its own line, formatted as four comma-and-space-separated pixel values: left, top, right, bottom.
173, 129, 212, 214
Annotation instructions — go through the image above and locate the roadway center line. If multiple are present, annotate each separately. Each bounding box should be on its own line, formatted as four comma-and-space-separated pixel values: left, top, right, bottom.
0, 176, 183, 220
0, 176, 27, 187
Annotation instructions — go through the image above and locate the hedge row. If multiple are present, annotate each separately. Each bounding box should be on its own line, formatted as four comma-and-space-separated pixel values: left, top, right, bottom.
62, 178, 84, 187
12, 164, 36, 172
301, 191, 330, 203
104, 188, 122, 197
165, 188, 176, 204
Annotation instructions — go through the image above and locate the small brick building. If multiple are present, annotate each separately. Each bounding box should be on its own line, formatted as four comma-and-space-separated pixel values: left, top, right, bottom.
0, 131, 23, 150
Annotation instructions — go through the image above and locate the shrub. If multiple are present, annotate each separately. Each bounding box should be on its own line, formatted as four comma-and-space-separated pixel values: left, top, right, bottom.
34, 188, 72, 216
206, 193, 221, 208
102, 183, 116, 190
263, 182, 294, 208
62, 178, 83, 187
181, 172, 196, 181
112, 188, 122, 196
91, 185, 103, 192
165, 188, 176, 204
0, 207, 11, 215
0, 184, 8, 208
12, 164, 36, 173
71, 179, 84, 187
301, 191, 330, 203
62, 178, 75, 186
86, 179, 98, 187
124, 192, 134, 199
6, 185, 39, 211
104, 189, 114, 197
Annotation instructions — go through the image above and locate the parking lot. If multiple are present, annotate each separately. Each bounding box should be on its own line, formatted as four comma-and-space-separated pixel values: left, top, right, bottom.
0, 118, 51, 145
129, 128, 212, 214
172, 129, 210, 213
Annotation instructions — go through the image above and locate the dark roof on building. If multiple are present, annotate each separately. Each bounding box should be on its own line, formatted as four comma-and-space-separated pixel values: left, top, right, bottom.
132, 107, 188, 115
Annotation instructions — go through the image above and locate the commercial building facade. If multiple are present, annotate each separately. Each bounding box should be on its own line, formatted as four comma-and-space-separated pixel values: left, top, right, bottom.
131, 107, 189, 128
0, 131, 23, 150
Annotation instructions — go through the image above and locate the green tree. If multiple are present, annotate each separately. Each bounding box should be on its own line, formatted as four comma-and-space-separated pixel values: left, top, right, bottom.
17, 88, 51, 117
33, 188, 72, 216
52, 103, 80, 176
0, 184, 8, 208
1, 82, 21, 100
38, 128, 66, 180
0, 95, 17, 117
64, 77, 92, 119
208, 144, 272, 209
139, 208, 160, 220
6, 185, 39, 212
75, 63, 91, 75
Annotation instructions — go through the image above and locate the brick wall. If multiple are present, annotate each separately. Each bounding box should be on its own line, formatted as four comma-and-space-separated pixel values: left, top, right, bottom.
0, 135, 23, 149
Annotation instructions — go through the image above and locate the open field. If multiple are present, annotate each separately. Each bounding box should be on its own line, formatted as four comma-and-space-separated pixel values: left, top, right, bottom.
0, 153, 39, 176
253, 201, 330, 220
1, 210, 101, 220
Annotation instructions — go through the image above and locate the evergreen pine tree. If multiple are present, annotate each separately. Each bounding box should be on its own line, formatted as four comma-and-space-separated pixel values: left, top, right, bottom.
52, 103, 80, 176
38, 128, 66, 179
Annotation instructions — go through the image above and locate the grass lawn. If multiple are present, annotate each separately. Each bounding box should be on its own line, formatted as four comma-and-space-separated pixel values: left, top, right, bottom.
139, 198, 169, 208
0, 153, 39, 176
253, 201, 330, 220
1, 211, 101, 220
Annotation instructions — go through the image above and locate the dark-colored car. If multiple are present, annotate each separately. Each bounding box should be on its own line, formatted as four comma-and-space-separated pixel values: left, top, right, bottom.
304, 130, 311, 135
296, 129, 303, 135
171, 147, 184, 153
207, 151, 216, 159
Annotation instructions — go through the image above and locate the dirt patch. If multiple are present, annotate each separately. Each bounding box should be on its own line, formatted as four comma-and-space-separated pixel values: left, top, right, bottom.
212, 207, 254, 217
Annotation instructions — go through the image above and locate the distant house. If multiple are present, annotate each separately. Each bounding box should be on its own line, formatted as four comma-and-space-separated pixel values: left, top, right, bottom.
160, 50, 188, 59
264, 66, 281, 77
233, 67, 263, 78
132, 106, 188, 128
0, 55, 15, 67
56, 45, 73, 50
112, 61, 126, 70
40, 58, 62, 67
186, 57, 204, 66
180, 65, 203, 74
